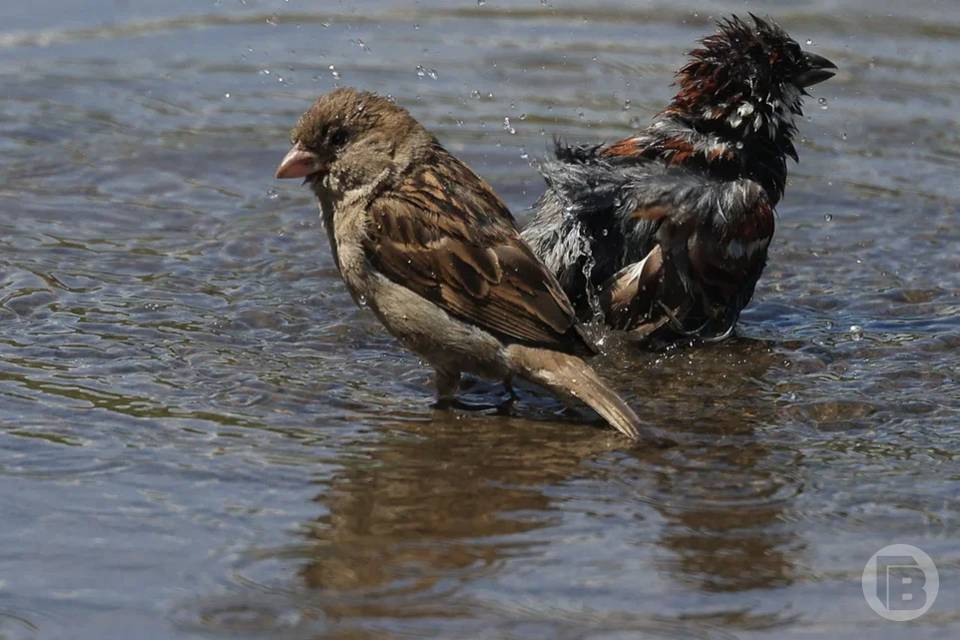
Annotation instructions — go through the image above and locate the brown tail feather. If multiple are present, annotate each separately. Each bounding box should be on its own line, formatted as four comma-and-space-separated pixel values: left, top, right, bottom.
505, 345, 670, 443
600, 245, 665, 330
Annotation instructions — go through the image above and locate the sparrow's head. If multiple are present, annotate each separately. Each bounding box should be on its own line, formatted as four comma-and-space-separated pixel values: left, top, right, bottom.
275, 87, 432, 193
667, 14, 836, 144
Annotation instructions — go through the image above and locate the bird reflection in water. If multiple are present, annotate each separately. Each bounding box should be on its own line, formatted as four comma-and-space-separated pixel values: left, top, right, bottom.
285, 338, 805, 634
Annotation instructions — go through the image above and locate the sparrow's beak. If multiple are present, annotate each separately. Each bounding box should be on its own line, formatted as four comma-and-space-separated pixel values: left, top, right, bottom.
275, 142, 324, 180
794, 51, 838, 88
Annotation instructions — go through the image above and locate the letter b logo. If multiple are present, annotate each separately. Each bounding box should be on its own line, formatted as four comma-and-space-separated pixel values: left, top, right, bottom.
863, 544, 938, 621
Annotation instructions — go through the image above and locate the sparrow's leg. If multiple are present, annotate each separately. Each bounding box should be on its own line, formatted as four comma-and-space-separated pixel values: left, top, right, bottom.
496, 375, 518, 415
697, 307, 740, 343
700, 322, 737, 343
657, 301, 711, 336
433, 368, 461, 409
433, 369, 501, 412
503, 375, 519, 400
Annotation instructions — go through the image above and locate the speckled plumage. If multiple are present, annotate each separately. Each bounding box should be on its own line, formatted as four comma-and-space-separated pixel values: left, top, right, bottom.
277, 88, 671, 441
523, 14, 836, 345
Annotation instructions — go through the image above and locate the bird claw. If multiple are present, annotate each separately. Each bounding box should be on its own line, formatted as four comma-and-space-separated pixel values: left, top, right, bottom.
654, 302, 739, 343
699, 321, 737, 343
656, 301, 710, 336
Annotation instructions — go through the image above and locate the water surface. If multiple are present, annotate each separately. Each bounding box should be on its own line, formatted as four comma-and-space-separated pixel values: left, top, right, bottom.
1, 1, 958, 638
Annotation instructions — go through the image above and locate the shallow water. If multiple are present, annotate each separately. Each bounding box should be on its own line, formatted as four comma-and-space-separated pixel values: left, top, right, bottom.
1, 1, 959, 638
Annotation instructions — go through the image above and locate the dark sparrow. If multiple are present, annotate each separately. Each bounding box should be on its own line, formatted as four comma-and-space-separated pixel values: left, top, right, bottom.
275, 88, 666, 441
523, 14, 836, 346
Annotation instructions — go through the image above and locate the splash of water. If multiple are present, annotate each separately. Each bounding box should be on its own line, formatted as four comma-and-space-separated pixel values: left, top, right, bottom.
566, 219, 608, 349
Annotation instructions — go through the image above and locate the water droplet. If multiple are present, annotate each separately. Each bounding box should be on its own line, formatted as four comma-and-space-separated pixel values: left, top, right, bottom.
818, 97, 828, 110
416, 65, 438, 80
266, 188, 279, 200
477, 0, 485, 6
223, 92, 231, 99
503, 117, 516, 134
519, 113, 527, 120
849, 324, 863, 341
260, 69, 271, 75
824, 213, 833, 222
265, 14, 278, 26
805, 38, 815, 46
520, 148, 529, 160
840, 131, 848, 140
329, 64, 340, 80
735, 141, 744, 149
623, 99, 631, 111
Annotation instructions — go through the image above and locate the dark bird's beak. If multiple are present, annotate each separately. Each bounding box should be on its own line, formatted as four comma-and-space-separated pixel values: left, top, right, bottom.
275, 142, 324, 180
794, 51, 838, 88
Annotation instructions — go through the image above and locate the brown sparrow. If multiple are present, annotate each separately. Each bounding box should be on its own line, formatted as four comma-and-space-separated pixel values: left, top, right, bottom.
523, 15, 836, 346
275, 88, 667, 441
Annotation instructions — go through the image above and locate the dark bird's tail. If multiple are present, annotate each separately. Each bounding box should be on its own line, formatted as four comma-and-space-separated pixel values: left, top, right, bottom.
505, 345, 672, 445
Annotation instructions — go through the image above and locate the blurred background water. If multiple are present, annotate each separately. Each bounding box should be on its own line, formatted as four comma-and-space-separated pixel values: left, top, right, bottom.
1, 1, 959, 638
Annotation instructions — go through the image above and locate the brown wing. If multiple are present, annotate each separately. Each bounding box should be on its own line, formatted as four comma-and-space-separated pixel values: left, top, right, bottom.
364, 151, 596, 356
600, 195, 774, 339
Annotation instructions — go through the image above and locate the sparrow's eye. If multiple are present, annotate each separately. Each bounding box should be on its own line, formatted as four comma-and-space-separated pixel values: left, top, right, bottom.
330, 129, 349, 147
